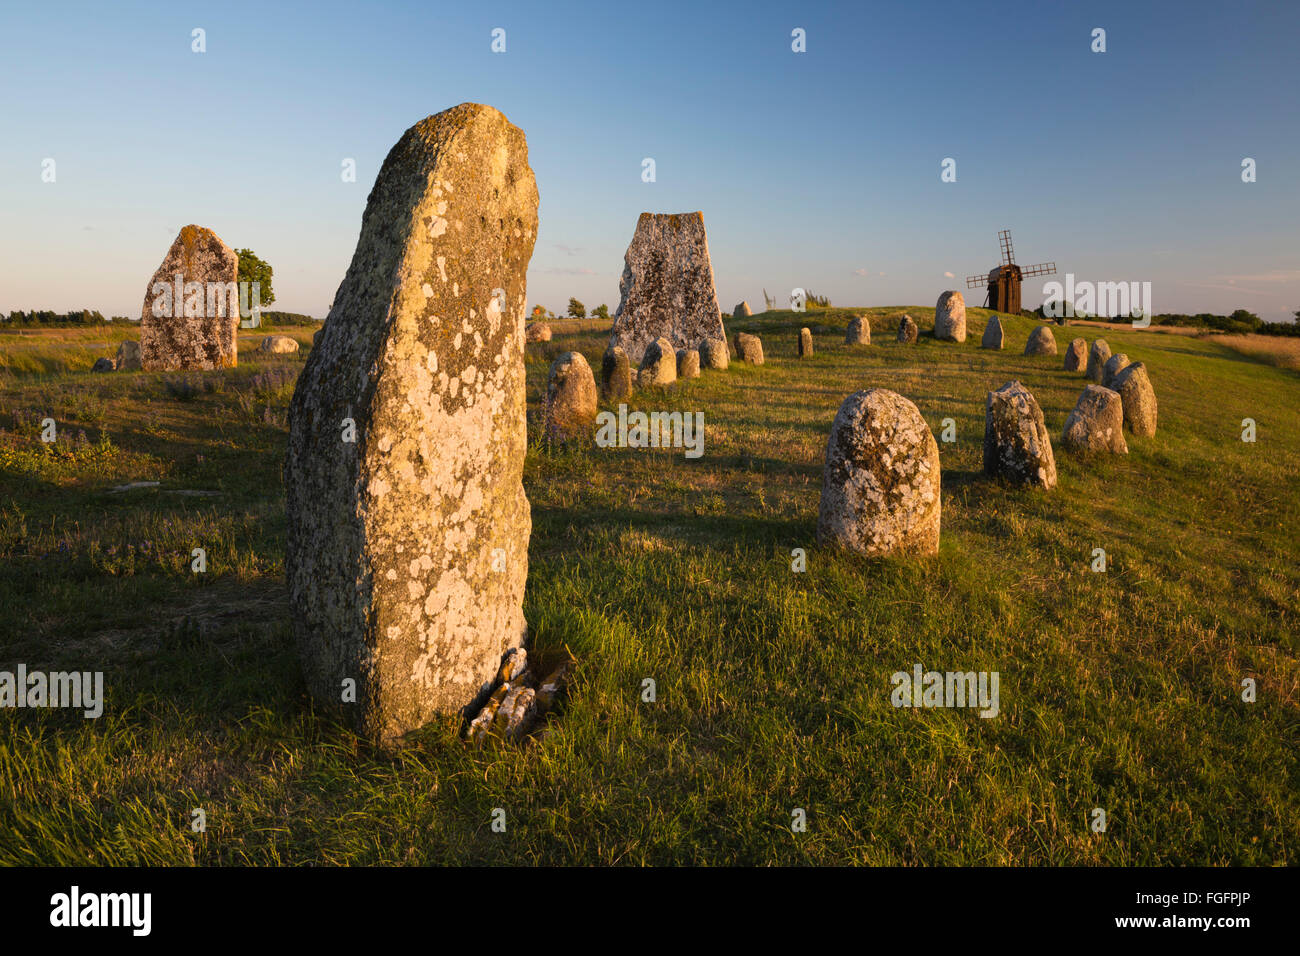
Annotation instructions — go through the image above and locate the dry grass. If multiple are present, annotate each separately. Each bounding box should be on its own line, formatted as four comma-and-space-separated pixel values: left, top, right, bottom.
1212, 334, 1300, 371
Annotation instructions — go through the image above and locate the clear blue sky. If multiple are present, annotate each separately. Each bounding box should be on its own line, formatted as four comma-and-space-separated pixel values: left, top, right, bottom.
1, 0, 1296, 321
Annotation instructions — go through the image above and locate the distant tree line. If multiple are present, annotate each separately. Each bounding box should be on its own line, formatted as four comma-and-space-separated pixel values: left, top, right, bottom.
3, 309, 129, 325
1034, 304, 1300, 337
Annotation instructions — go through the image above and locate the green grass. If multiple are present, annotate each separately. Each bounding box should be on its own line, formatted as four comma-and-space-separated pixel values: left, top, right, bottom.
1, 309, 1296, 865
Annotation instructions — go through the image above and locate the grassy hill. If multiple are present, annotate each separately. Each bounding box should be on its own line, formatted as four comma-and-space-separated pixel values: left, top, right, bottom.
1, 307, 1296, 864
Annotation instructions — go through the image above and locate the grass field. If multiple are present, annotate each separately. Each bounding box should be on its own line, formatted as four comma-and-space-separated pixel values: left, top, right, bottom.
1, 308, 1296, 865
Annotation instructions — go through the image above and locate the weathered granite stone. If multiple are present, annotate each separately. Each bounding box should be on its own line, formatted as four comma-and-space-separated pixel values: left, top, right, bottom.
934, 291, 966, 342
260, 335, 300, 354
734, 301, 752, 318
897, 314, 918, 344
734, 331, 764, 364
91, 357, 115, 373
1062, 385, 1128, 454
1111, 361, 1157, 436
676, 348, 700, 379
601, 345, 633, 400
983, 380, 1057, 489
798, 327, 814, 357
982, 315, 1004, 349
845, 315, 871, 345
817, 389, 941, 557
543, 351, 597, 445
1102, 352, 1131, 388
115, 339, 142, 371
284, 103, 538, 745
608, 212, 726, 363
140, 225, 240, 370
637, 336, 677, 387
1063, 337, 1087, 371
1023, 325, 1057, 356
525, 322, 551, 343
699, 337, 729, 370
1086, 339, 1111, 383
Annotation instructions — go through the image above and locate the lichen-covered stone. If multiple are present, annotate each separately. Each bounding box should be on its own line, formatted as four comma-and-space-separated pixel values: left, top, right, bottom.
284, 103, 538, 745
734, 332, 764, 364
601, 345, 633, 400
1086, 339, 1111, 383
817, 389, 940, 557
260, 335, 300, 354
1102, 352, 1131, 388
897, 314, 918, 344
699, 337, 729, 370
1111, 361, 1158, 436
934, 291, 966, 342
983, 380, 1057, 489
608, 212, 726, 363
115, 339, 142, 371
798, 327, 813, 357
543, 351, 597, 445
140, 225, 240, 370
982, 315, 1004, 349
845, 315, 871, 345
638, 337, 677, 387
676, 348, 700, 379
1063, 338, 1087, 372
1023, 325, 1057, 356
525, 322, 551, 343
734, 301, 752, 318
1062, 385, 1128, 454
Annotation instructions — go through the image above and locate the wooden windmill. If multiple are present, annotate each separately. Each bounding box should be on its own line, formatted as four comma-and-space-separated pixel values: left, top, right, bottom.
965, 229, 1056, 314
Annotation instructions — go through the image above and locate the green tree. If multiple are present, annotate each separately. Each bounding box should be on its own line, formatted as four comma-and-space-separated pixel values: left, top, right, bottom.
592, 303, 610, 319
567, 297, 586, 318
235, 248, 275, 308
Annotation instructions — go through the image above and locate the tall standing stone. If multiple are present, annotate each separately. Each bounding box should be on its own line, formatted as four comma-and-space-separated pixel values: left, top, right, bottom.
983, 380, 1057, 489
734, 301, 752, 319
139, 225, 240, 370
897, 314, 918, 344
1086, 339, 1111, 383
1063, 338, 1088, 372
817, 389, 941, 557
544, 351, 597, 445
608, 212, 726, 363
981, 315, 1004, 349
845, 315, 871, 345
601, 345, 633, 400
934, 291, 966, 342
284, 104, 538, 745
798, 327, 814, 357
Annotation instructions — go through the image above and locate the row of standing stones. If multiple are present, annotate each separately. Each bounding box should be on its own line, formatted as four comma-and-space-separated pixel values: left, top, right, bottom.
88, 104, 1159, 748
817, 290, 1157, 562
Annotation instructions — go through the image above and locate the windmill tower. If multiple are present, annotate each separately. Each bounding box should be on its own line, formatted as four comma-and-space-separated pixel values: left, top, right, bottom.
762, 288, 777, 312
965, 229, 1056, 314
